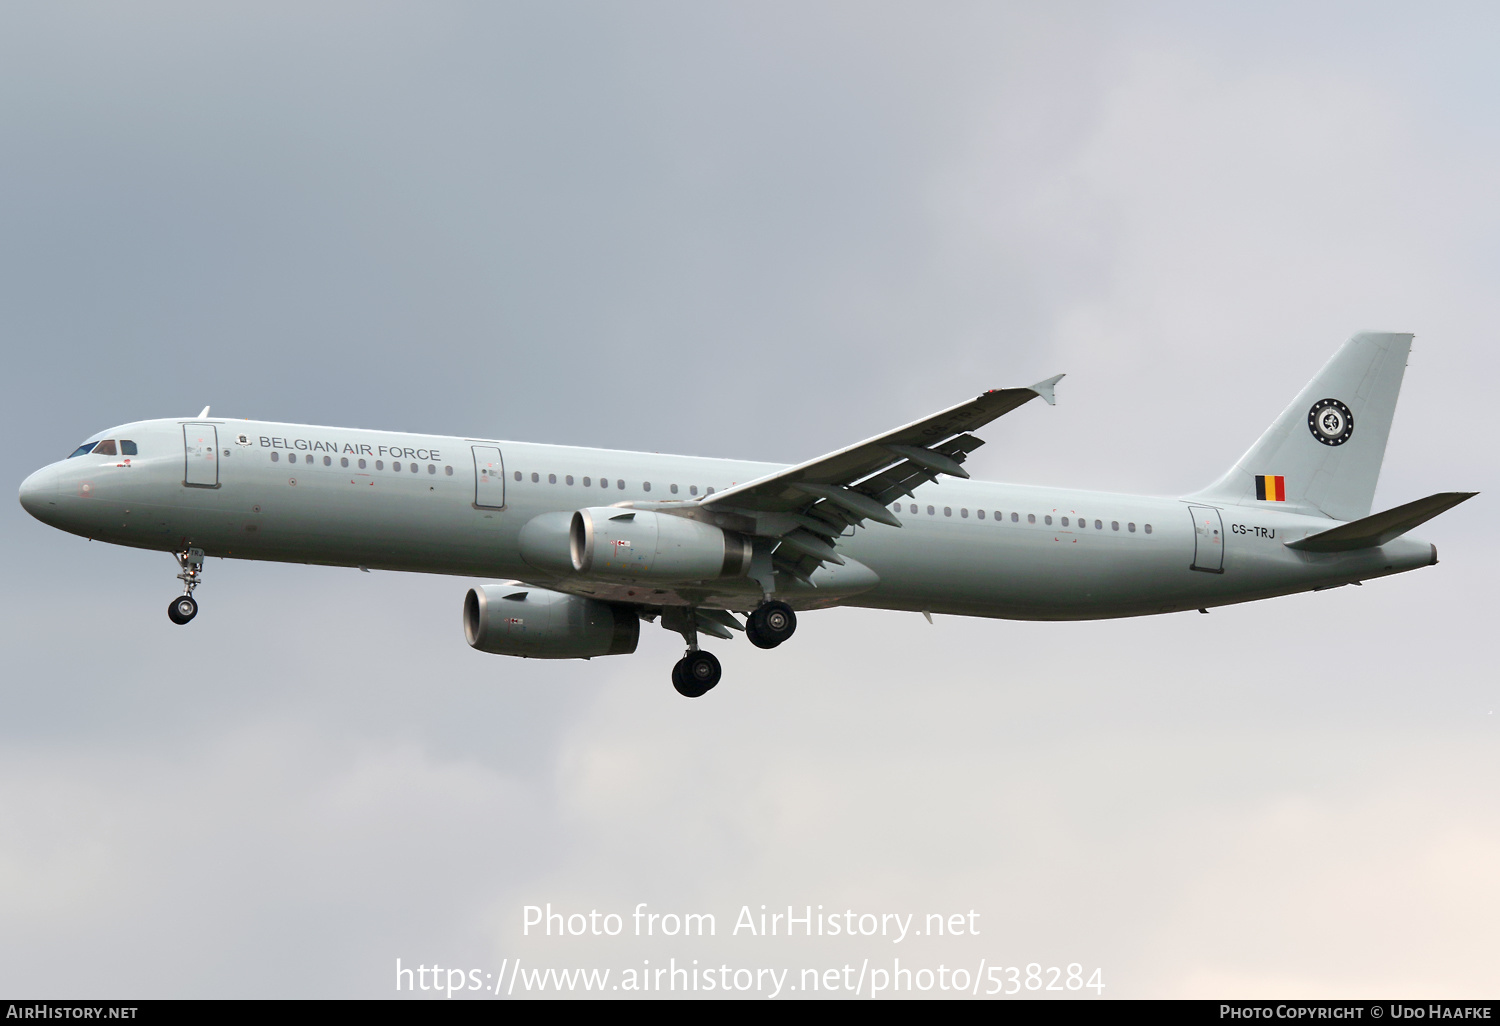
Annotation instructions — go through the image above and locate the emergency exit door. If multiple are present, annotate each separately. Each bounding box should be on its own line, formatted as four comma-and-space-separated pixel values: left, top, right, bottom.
183, 424, 219, 487
1188, 505, 1224, 573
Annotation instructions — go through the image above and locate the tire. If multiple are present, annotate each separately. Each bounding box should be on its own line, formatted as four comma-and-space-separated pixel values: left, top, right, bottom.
672, 651, 720, 697
749, 601, 796, 647
672, 658, 707, 698
745, 621, 778, 650
168, 595, 198, 625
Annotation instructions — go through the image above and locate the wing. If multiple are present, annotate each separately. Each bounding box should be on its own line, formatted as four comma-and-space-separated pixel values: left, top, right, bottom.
699, 375, 1063, 585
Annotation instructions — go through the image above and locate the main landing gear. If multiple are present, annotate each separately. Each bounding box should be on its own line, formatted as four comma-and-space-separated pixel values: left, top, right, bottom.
662, 600, 798, 698
745, 600, 796, 649
168, 548, 205, 625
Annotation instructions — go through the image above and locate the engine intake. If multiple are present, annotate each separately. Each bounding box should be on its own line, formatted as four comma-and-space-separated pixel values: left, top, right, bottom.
569, 507, 752, 582
464, 585, 639, 659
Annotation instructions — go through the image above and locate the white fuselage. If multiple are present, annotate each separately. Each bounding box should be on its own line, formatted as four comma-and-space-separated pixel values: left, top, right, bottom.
18, 416, 1437, 621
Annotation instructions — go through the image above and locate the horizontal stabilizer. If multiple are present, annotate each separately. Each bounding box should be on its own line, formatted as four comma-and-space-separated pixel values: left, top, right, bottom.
1285, 491, 1477, 552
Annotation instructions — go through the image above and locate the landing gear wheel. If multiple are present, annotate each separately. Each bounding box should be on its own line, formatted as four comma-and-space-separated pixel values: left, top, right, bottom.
745, 621, 774, 649
167, 594, 199, 625
671, 650, 721, 698
747, 600, 796, 648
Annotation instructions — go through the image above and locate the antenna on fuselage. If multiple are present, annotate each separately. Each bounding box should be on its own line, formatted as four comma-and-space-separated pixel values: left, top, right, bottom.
197, 406, 211, 418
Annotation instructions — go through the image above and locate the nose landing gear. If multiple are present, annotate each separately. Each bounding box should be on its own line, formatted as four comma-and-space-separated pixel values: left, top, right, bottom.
168, 548, 205, 625
746, 600, 796, 649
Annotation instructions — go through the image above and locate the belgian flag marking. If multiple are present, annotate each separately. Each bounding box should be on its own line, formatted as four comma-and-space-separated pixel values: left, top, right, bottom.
1255, 475, 1286, 501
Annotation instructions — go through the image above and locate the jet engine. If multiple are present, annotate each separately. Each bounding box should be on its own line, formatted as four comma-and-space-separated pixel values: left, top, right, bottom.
569, 507, 752, 582
464, 584, 639, 659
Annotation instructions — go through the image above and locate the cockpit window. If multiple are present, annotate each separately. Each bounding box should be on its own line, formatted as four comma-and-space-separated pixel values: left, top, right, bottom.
93, 440, 117, 456
68, 442, 99, 458
120, 440, 138, 456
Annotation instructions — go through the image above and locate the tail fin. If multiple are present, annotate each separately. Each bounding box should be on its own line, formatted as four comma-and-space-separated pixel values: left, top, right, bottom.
1190, 332, 1412, 521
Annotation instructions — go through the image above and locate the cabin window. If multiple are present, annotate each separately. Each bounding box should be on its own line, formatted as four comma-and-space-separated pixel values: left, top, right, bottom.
1044, 515, 1052, 525
600, 477, 609, 488
120, 440, 138, 456
960, 508, 969, 518
565, 475, 573, 485
547, 473, 555, 483
531, 472, 539, 483
1112, 521, 1119, 531
1128, 522, 1136, 532
583, 477, 591, 487
1027, 514, 1035, 524
1144, 524, 1153, 534
375, 460, 384, 470
944, 507, 952, 517
643, 482, 651, 492
1095, 520, 1103, 530
977, 509, 985, 520
1061, 517, 1070, 527
359, 459, 367, 469
1010, 512, 1018, 523
430, 465, 437, 475
706, 487, 715, 495
513, 471, 522, 482
445, 466, 453, 476
271, 451, 280, 462
618, 479, 625, 490
411, 462, 419, 473
926, 505, 935, 515
319, 455, 328, 466
670, 484, 679, 494
340, 457, 349, 468
909, 503, 917, 513
690, 486, 698, 496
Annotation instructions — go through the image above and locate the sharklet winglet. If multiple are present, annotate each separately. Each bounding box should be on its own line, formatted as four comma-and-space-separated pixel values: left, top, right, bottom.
1029, 374, 1064, 406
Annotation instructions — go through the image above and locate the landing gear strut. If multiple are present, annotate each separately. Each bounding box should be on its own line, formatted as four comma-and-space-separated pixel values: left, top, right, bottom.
168, 548, 205, 625
660, 607, 724, 698
746, 600, 796, 649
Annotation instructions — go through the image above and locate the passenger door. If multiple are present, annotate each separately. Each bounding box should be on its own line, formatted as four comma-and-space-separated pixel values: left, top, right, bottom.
183, 424, 219, 488
1188, 505, 1224, 573
472, 445, 506, 509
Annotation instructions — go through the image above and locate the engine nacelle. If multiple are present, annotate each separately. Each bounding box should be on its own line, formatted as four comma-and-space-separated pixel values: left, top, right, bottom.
570, 507, 752, 582
464, 585, 639, 659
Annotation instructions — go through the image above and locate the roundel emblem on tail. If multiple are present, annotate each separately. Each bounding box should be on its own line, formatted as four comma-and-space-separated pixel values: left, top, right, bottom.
1308, 398, 1354, 446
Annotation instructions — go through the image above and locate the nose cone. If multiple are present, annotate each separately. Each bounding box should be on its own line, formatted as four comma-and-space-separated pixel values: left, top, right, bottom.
18, 465, 58, 520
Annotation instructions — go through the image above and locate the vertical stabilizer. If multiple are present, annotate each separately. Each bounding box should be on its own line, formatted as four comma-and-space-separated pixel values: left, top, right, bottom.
1189, 332, 1412, 521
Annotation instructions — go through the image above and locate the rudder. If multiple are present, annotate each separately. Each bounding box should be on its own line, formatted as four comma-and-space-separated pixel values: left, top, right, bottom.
1190, 332, 1412, 521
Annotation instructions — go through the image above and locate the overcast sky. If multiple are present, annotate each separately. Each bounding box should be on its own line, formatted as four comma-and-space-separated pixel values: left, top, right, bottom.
2, 1, 1496, 999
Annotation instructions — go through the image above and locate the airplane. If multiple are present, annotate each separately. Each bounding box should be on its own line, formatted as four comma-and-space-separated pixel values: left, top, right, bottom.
17, 331, 1475, 698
